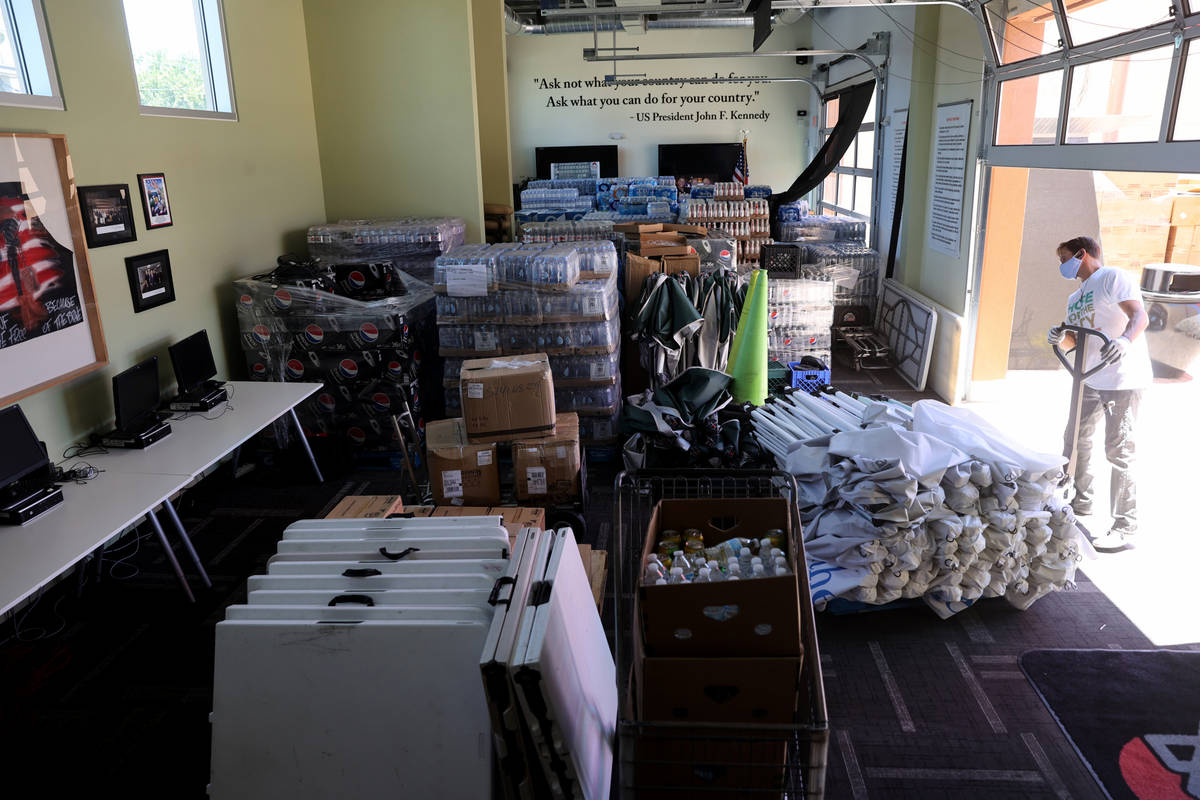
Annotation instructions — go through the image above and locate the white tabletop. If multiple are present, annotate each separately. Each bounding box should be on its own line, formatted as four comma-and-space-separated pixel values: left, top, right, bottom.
0, 471, 187, 617
92, 381, 322, 479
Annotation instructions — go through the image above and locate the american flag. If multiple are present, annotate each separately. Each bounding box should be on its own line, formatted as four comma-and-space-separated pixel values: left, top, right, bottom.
733, 140, 748, 185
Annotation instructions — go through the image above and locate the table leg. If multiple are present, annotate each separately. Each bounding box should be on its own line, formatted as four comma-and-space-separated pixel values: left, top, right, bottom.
290, 408, 324, 483
163, 498, 212, 589
146, 510, 195, 603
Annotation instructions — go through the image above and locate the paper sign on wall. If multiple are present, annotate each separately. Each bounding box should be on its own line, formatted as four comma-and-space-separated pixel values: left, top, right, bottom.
927, 100, 973, 258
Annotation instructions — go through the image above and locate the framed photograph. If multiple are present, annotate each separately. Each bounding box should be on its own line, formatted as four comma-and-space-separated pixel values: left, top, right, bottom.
125, 249, 175, 313
78, 184, 138, 248
0, 132, 108, 407
136, 171, 173, 229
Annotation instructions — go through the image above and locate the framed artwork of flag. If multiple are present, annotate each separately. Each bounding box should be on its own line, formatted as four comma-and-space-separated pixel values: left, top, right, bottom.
0, 133, 108, 407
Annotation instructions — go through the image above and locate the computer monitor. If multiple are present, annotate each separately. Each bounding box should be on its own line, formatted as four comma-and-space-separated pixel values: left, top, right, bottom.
113, 356, 161, 434
657, 143, 742, 190
0, 405, 48, 492
534, 145, 619, 179
169, 330, 218, 394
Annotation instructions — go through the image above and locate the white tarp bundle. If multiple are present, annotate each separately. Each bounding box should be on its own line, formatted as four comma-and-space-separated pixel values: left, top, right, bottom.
758, 397, 1083, 618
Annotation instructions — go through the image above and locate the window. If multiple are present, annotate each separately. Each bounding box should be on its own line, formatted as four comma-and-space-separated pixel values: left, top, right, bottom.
1066, 46, 1174, 144
995, 70, 1063, 145
819, 87, 876, 234
0, 0, 62, 110
122, 0, 235, 119
983, 0, 1062, 66
1172, 41, 1200, 141
1063, 0, 1173, 47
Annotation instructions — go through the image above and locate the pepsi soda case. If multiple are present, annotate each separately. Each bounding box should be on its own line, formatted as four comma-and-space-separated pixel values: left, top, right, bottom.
333, 262, 401, 300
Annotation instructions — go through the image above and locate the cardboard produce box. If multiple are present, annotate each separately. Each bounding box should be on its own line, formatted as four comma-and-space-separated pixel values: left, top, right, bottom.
639, 498, 802, 658
512, 413, 581, 503
324, 495, 405, 519
460, 353, 556, 442
425, 418, 501, 505
430, 505, 546, 546
660, 253, 701, 277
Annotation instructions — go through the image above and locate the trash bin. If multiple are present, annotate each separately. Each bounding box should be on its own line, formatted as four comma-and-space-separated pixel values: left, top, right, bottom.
1141, 263, 1200, 378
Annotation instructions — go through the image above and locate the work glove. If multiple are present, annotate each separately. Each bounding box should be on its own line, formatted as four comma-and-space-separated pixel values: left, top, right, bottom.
1100, 335, 1129, 362
1046, 326, 1066, 347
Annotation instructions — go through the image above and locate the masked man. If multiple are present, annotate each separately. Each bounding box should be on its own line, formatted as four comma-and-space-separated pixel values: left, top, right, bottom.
1047, 236, 1152, 552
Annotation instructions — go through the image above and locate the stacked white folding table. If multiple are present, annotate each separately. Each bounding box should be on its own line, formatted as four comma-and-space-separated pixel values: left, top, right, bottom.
209, 516, 616, 800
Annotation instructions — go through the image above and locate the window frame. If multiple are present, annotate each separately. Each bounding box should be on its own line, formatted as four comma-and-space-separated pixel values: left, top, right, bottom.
987, 0, 1200, 171
0, 0, 63, 111
123, 0, 237, 121
817, 84, 876, 232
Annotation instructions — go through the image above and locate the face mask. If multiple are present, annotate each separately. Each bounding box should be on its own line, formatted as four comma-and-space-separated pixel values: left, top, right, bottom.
1059, 254, 1082, 280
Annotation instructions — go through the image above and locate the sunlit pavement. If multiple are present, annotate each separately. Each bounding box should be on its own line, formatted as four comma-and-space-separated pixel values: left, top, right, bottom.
965, 369, 1200, 647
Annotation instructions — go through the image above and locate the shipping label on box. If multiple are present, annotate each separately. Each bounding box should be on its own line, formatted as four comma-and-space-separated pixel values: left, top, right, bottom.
324, 495, 405, 519
460, 353, 556, 442
425, 418, 501, 505
512, 412, 581, 503
638, 498, 802, 658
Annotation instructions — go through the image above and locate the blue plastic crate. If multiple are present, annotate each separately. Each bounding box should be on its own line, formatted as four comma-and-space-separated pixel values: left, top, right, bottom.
789, 359, 830, 394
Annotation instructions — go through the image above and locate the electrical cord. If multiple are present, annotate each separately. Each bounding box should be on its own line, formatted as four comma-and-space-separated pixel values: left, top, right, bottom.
63, 442, 108, 460
52, 460, 104, 485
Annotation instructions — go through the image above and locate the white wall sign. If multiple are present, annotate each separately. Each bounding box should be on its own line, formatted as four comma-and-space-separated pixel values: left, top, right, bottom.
927, 100, 973, 258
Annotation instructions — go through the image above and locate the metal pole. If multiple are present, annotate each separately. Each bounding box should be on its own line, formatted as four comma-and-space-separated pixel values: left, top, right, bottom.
146, 510, 195, 603
162, 497, 212, 588
289, 408, 325, 483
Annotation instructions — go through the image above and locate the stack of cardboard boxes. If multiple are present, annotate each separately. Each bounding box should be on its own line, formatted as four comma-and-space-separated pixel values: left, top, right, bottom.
426, 353, 582, 507
631, 497, 808, 795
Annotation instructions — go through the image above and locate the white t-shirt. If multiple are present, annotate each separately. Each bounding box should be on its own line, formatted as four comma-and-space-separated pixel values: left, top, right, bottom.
1064, 266, 1153, 390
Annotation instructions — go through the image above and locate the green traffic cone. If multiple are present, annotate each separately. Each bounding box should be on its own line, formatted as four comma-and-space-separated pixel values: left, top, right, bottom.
730, 269, 768, 405
726, 269, 760, 375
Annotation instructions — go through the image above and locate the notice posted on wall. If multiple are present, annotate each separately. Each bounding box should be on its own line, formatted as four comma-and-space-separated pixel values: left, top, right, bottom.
927, 100, 973, 258
887, 109, 908, 224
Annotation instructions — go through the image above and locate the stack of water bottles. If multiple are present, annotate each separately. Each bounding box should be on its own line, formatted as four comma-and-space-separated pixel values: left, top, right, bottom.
767, 278, 835, 367
433, 241, 623, 445
780, 214, 867, 244
519, 220, 618, 245
525, 178, 598, 197
642, 529, 792, 586
306, 218, 466, 285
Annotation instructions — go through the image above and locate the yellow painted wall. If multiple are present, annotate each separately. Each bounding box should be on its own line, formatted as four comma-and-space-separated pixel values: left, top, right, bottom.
303, 0, 486, 241
472, 0, 513, 207
0, 0, 326, 457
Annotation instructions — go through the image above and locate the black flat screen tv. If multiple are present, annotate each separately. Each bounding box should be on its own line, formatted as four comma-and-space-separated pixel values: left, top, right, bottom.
657, 143, 742, 190
0, 405, 48, 492
534, 145, 619, 179
113, 356, 161, 434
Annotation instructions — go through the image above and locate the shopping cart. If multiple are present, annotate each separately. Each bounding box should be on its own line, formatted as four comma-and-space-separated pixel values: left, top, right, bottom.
612, 470, 829, 799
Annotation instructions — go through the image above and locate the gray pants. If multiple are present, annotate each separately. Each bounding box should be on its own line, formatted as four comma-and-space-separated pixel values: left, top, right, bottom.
1064, 385, 1141, 533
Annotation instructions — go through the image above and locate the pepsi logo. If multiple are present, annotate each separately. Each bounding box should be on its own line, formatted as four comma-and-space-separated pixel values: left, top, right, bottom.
337, 359, 358, 380
251, 324, 271, 344
347, 427, 367, 445
720, 250, 731, 258
251, 363, 267, 378
302, 324, 324, 345
783, 337, 793, 346
370, 393, 390, 412
238, 294, 254, 308
285, 359, 305, 379
357, 322, 379, 343
316, 393, 337, 413
808, 337, 817, 345
347, 271, 366, 289
272, 289, 292, 310
387, 361, 404, 378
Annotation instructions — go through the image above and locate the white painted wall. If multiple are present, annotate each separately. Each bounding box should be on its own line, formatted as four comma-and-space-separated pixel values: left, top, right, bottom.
506, 22, 813, 190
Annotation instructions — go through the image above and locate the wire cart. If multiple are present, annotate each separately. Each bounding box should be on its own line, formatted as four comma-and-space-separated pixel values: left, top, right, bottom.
612, 470, 829, 799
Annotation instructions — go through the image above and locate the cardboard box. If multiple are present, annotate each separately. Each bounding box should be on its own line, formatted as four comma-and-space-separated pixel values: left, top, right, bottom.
625, 252, 662, 300
614, 222, 663, 234
638, 657, 801, 724
663, 223, 709, 236
639, 498, 802, 658
425, 418, 501, 505
638, 231, 686, 245
430, 504, 546, 546
460, 353, 556, 442
512, 413, 581, 503
324, 495, 405, 519
660, 253, 701, 277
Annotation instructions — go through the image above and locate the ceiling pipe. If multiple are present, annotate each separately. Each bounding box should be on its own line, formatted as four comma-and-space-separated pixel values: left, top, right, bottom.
507, 13, 788, 35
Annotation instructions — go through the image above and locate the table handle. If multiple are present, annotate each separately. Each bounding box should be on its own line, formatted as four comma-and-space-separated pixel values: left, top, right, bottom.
378, 546, 419, 561
328, 594, 375, 607
342, 568, 383, 578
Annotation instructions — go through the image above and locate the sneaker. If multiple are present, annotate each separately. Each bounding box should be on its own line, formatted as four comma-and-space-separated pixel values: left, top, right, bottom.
1091, 530, 1133, 553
